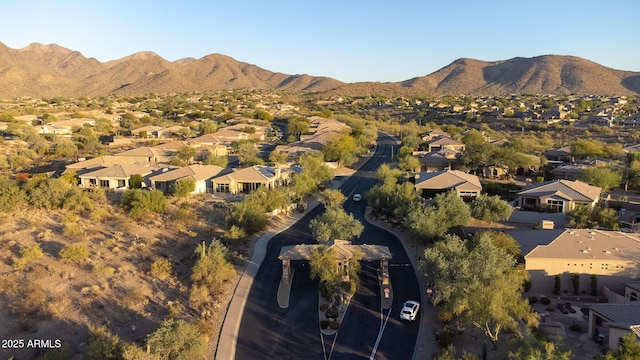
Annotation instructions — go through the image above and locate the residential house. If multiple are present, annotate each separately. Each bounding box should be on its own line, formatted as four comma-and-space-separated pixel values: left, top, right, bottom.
114, 146, 173, 163
508, 228, 640, 294
210, 165, 290, 194
414, 169, 482, 199
417, 149, 459, 172
544, 146, 573, 164
78, 163, 171, 190
553, 158, 618, 181
420, 130, 450, 142
63, 155, 143, 175
515, 179, 602, 213
149, 164, 228, 195
35, 119, 96, 135
622, 113, 640, 127
131, 125, 164, 138
586, 304, 640, 351
425, 136, 466, 152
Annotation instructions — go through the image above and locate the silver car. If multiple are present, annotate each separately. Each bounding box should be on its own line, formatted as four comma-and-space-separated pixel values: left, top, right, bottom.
400, 300, 420, 321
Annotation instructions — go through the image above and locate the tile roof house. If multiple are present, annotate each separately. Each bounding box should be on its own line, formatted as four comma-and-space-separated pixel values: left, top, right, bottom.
425, 136, 466, 152
78, 163, 171, 190
544, 146, 573, 164
417, 149, 460, 172
515, 179, 602, 213
63, 155, 142, 175
210, 165, 290, 194
149, 164, 229, 195
414, 169, 482, 198
114, 146, 173, 163
131, 125, 164, 137
586, 303, 640, 350
507, 229, 640, 294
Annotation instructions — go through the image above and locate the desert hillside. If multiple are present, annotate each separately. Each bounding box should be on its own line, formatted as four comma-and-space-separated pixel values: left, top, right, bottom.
1, 42, 639, 98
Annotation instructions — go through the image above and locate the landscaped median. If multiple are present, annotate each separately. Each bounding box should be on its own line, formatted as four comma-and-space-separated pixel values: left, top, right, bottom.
319, 290, 352, 335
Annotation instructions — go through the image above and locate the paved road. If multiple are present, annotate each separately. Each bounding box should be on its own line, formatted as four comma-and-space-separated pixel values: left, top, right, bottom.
234, 134, 421, 359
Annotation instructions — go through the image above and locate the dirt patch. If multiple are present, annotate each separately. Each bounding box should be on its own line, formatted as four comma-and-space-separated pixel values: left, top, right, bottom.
0, 196, 244, 360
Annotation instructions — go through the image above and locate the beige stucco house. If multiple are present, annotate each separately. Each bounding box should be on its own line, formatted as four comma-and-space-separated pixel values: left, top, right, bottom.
515, 179, 601, 213
149, 164, 228, 195
210, 165, 290, 194
509, 229, 640, 295
414, 169, 482, 198
78, 163, 171, 190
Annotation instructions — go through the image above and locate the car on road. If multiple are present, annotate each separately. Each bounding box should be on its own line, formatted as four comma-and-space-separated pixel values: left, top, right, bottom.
400, 300, 420, 322
352, 193, 362, 202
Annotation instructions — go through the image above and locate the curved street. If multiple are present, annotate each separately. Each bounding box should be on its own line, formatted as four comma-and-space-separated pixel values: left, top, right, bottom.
223, 133, 423, 359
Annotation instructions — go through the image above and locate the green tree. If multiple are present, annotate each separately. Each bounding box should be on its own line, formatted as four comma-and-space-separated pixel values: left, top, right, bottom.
237, 141, 264, 167
571, 139, 604, 160
286, 117, 309, 139
173, 178, 196, 198
595, 333, 640, 359
404, 190, 471, 242
309, 207, 364, 243
323, 132, 359, 167
120, 189, 168, 220
203, 153, 228, 167
509, 339, 572, 360
199, 119, 218, 134
421, 234, 537, 350
226, 197, 269, 234
269, 151, 288, 166
0, 177, 26, 212
470, 194, 514, 222
146, 318, 206, 360
578, 167, 620, 192
568, 206, 619, 230
52, 140, 78, 160
24, 176, 73, 210
129, 174, 144, 189
309, 246, 340, 298
175, 146, 197, 164
59, 244, 89, 263
318, 189, 346, 208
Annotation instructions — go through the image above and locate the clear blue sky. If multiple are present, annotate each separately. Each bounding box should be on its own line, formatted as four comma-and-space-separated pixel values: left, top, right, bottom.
2, 0, 639, 83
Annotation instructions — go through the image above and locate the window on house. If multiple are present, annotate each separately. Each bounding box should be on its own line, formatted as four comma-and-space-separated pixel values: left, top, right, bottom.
216, 183, 230, 193
546, 199, 563, 212
117, 179, 126, 188
99, 180, 109, 187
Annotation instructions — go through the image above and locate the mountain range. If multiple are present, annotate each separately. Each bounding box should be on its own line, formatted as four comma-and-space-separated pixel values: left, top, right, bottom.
1, 42, 639, 98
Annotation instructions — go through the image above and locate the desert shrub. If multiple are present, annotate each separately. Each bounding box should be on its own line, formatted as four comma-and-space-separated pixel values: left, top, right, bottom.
120, 189, 168, 220
528, 296, 538, 304
9, 282, 50, 321
173, 178, 195, 198
569, 323, 582, 332
189, 285, 211, 309
21, 243, 43, 259
167, 301, 185, 320
59, 244, 89, 263
85, 326, 123, 360
89, 208, 111, 222
222, 225, 246, 245
191, 240, 235, 289
0, 176, 26, 212
12, 257, 29, 270
329, 320, 339, 330
540, 296, 551, 305
92, 264, 115, 276
436, 328, 454, 348
469, 194, 513, 222
171, 204, 197, 224
61, 212, 79, 223
146, 318, 206, 360
320, 320, 330, 329
437, 310, 454, 323
150, 257, 172, 279
63, 223, 83, 237
121, 288, 148, 309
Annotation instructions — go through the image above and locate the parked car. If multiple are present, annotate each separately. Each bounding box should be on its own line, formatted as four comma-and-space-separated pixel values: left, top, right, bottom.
400, 300, 420, 322
556, 303, 569, 314
565, 302, 576, 313
352, 193, 362, 202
